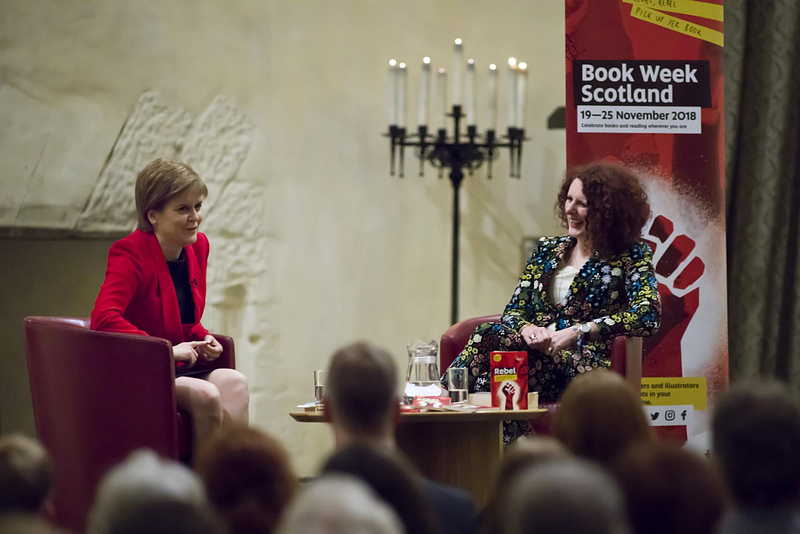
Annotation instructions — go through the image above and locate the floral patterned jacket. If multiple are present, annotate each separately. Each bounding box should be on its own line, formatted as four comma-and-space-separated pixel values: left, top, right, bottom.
502, 236, 661, 370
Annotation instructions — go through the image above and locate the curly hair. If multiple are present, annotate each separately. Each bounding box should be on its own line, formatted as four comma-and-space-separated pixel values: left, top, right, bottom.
194, 426, 298, 534
556, 162, 651, 258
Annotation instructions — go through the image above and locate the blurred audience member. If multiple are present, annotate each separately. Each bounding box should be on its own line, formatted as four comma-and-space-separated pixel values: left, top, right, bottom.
276, 475, 403, 534
0, 434, 52, 515
481, 437, 570, 534
502, 458, 630, 534
0, 514, 63, 534
554, 369, 652, 464
86, 449, 224, 534
713, 381, 800, 534
610, 442, 727, 534
325, 341, 477, 534
323, 444, 440, 534
195, 425, 298, 534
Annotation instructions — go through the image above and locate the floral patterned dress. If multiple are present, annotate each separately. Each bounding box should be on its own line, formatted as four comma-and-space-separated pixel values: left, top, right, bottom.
447, 236, 661, 442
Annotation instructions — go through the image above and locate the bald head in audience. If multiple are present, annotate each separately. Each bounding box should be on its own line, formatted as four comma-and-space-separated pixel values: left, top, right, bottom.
86, 450, 222, 534
502, 458, 630, 534
276, 475, 403, 534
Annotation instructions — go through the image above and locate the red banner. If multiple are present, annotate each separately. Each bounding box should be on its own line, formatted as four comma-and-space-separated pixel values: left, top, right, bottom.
566, 0, 726, 449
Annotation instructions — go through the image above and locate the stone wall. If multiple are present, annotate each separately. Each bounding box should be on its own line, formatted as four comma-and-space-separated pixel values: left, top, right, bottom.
0, 1, 566, 475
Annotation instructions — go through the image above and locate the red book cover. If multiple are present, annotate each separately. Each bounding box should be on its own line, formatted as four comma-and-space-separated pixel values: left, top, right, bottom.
490, 351, 528, 410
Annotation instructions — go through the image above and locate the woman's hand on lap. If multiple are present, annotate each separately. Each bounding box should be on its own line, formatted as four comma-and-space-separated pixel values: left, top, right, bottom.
198, 334, 223, 362
173, 341, 205, 368
520, 324, 552, 353
550, 327, 580, 355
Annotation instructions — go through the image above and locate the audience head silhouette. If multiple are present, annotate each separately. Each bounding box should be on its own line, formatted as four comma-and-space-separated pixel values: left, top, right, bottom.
0, 433, 52, 515
195, 425, 298, 534
276, 475, 403, 534
554, 369, 652, 464
712, 380, 800, 510
86, 449, 222, 534
323, 444, 441, 534
610, 442, 727, 534
503, 458, 630, 534
325, 341, 399, 441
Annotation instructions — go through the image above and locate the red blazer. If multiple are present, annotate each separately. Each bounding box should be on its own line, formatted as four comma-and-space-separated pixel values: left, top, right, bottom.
91, 229, 210, 345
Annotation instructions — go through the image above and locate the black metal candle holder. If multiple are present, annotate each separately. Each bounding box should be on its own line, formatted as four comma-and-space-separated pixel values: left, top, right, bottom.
385, 105, 528, 325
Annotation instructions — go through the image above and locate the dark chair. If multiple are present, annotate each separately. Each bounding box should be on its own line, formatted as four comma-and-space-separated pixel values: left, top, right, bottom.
440, 314, 641, 434
23, 316, 235, 533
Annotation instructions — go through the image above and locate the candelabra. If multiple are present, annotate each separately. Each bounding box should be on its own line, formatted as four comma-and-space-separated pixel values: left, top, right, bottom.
386, 108, 527, 325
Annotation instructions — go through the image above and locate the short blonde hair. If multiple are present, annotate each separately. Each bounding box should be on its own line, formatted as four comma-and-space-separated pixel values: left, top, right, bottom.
135, 159, 208, 232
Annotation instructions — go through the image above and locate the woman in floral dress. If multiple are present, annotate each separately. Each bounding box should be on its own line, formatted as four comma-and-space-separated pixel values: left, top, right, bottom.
446, 162, 661, 442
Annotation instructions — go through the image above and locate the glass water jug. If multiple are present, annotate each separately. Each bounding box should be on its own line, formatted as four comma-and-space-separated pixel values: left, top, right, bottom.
405, 339, 441, 387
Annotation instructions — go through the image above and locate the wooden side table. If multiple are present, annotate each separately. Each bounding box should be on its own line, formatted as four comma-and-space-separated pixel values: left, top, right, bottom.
290, 408, 546, 505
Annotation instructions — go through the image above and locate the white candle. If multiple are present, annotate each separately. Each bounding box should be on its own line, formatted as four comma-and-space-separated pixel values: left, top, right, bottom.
397, 62, 407, 128
451, 38, 463, 106
418, 57, 431, 127
516, 62, 528, 129
487, 63, 498, 131
388, 59, 397, 125
507, 58, 517, 129
435, 68, 447, 131
465, 59, 476, 126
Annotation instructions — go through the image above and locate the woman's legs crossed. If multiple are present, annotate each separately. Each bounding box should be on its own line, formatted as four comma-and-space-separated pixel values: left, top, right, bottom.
206, 368, 249, 425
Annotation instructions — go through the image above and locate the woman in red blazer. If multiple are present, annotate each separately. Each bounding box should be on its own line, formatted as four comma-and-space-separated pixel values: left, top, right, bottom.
92, 159, 248, 446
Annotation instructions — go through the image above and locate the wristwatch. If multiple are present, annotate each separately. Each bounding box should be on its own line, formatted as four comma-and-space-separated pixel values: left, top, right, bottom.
579, 322, 591, 341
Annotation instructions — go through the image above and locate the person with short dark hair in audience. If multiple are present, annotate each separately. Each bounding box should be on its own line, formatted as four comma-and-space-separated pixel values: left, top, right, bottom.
323, 444, 440, 534
502, 458, 631, 534
713, 381, 800, 534
194, 425, 298, 534
553, 369, 652, 465
0, 434, 52, 516
481, 437, 570, 534
609, 442, 728, 534
86, 449, 225, 534
324, 341, 478, 534
276, 475, 403, 534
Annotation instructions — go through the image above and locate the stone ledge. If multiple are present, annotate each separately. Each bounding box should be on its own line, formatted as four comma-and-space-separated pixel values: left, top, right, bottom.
0, 226, 128, 240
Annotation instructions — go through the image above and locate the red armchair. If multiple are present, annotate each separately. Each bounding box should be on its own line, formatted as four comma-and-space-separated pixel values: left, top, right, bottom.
23, 316, 235, 533
440, 314, 642, 434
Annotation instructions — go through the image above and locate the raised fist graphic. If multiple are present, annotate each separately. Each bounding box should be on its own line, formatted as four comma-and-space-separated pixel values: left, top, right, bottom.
642, 215, 705, 378
501, 382, 519, 411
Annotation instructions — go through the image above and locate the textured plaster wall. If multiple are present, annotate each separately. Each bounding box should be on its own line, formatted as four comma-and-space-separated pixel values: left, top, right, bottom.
0, 1, 566, 475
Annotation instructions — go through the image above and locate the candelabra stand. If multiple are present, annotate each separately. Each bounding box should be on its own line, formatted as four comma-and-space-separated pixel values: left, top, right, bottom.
386, 105, 527, 325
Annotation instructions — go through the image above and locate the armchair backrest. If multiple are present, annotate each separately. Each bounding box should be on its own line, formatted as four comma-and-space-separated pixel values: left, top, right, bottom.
23, 317, 180, 532
440, 314, 503, 371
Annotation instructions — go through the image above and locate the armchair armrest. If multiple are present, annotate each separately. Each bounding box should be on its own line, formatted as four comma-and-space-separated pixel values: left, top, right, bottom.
184, 333, 236, 373
609, 335, 642, 394
625, 337, 642, 394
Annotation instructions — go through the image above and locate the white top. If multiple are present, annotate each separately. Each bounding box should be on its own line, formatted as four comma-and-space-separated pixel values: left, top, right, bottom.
546, 263, 579, 332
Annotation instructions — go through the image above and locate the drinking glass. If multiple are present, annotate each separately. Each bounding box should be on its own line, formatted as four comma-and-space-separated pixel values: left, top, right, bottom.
314, 370, 325, 403
447, 367, 468, 402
